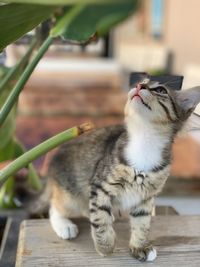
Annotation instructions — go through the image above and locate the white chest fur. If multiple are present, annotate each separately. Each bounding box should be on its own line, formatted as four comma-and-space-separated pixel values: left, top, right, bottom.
124, 119, 170, 172
119, 188, 141, 210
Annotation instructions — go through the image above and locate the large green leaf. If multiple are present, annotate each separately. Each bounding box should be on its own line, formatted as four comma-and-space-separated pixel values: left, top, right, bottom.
2, 0, 130, 5
0, 3, 55, 51
51, 1, 139, 43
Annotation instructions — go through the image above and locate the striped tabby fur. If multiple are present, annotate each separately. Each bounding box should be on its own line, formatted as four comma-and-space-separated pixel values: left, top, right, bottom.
44, 78, 200, 262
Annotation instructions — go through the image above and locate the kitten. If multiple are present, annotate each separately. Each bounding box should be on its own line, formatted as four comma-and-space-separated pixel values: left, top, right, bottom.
44, 78, 200, 262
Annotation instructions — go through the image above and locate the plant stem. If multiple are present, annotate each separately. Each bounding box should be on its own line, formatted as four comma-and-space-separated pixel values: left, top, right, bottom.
0, 123, 93, 187
14, 138, 42, 191
0, 39, 37, 95
0, 36, 53, 127
28, 163, 42, 191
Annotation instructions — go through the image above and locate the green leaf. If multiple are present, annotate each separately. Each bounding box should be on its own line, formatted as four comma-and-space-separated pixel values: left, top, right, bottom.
0, 109, 16, 153
0, 176, 19, 209
2, 0, 130, 5
13, 138, 25, 158
0, 137, 16, 162
51, 1, 139, 43
0, 85, 17, 155
0, 4, 55, 51
0, 66, 10, 80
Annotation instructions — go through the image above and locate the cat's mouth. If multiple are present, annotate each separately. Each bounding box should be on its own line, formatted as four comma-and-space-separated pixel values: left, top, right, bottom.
131, 94, 142, 100
131, 94, 152, 111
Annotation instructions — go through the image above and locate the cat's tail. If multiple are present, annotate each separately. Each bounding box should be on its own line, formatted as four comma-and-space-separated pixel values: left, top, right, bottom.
23, 178, 52, 215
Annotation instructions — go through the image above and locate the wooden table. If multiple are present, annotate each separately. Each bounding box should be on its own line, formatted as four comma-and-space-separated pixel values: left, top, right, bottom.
16, 216, 200, 267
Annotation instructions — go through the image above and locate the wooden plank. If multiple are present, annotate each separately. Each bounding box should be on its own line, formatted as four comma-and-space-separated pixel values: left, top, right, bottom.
162, 177, 200, 196
16, 216, 200, 267
0, 210, 28, 267
155, 205, 178, 215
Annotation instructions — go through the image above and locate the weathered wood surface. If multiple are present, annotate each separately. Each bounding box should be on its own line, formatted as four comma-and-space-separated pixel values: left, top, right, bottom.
0, 210, 28, 267
16, 216, 200, 267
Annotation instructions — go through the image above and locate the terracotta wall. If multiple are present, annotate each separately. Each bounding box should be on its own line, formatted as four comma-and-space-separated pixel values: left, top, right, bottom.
114, 0, 200, 74
164, 0, 200, 74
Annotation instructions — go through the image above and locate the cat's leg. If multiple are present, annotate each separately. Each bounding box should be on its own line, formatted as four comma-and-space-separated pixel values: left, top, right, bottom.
89, 184, 115, 256
50, 205, 79, 239
49, 181, 80, 240
129, 198, 156, 262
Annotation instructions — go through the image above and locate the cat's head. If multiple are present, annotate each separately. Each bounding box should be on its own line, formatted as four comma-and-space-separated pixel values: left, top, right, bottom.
125, 77, 200, 130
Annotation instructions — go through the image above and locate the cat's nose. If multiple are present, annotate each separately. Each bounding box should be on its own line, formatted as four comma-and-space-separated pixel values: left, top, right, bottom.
136, 84, 141, 93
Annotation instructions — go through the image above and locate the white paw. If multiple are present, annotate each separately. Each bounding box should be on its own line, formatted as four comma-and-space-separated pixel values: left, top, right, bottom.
54, 220, 79, 240
50, 207, 79, 240
146, 248, 157, 262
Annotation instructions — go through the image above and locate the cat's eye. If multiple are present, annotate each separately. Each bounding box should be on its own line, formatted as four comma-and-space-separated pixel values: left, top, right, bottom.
141, 84, 148, 90
151, 86, 167, 94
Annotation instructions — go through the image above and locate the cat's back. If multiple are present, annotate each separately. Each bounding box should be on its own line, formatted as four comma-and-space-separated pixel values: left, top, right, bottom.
58, 123, 125, 156
48, 124, 126, 190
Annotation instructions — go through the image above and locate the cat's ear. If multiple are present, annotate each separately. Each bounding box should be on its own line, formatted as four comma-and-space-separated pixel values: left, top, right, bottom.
150, 75, 183, 90
129, 72, 149, 87
176, 87, 200, 115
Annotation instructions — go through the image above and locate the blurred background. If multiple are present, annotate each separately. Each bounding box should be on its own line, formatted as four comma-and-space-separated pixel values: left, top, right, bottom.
2, 0, 200, 214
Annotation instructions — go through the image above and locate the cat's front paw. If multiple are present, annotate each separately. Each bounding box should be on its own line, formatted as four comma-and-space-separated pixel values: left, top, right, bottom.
130, 244, 157, 262
92, 227, 116, 256
51, 217, 79, 240
135, 171, 148, 185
